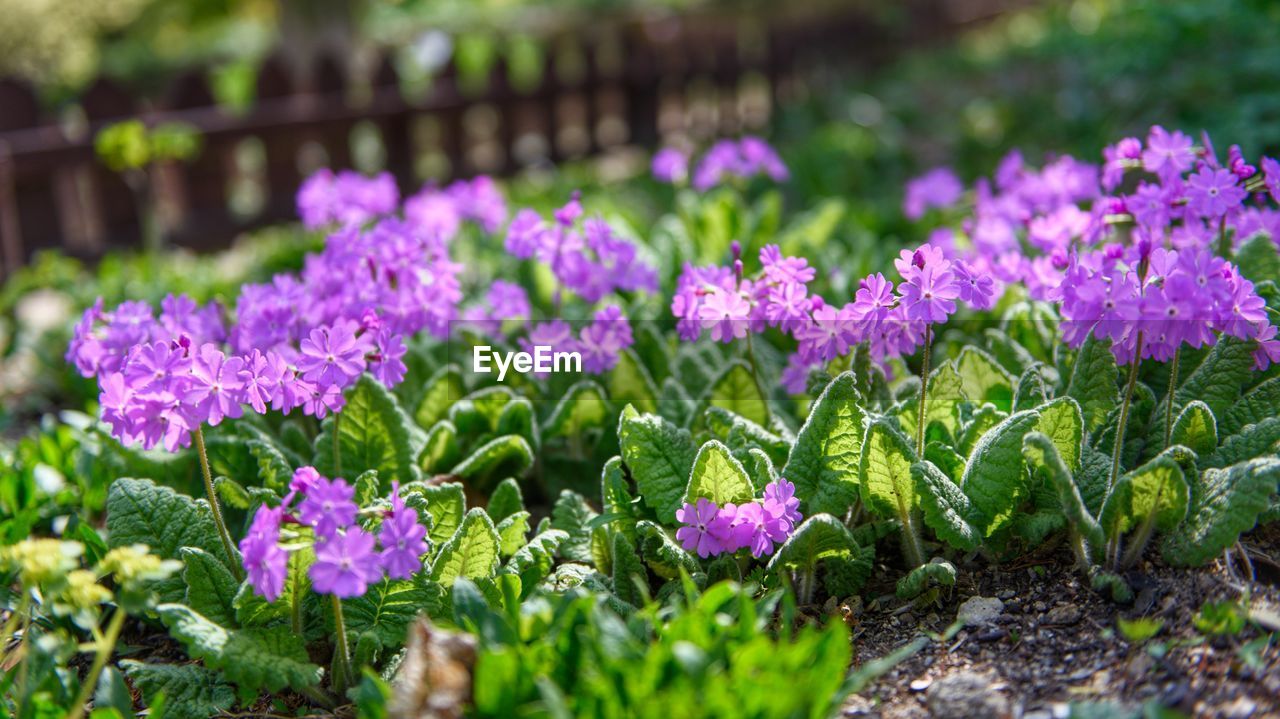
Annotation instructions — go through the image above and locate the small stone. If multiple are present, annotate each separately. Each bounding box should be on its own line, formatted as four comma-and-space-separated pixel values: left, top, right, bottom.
1125, 652, 1153, 679
925, 671, 1010, 719
997, 589, 1016, 600
957, 596, 1004, 627
1033, 600, 1047, 612
1043, 604, 1082, 625
911, 677, 933, 692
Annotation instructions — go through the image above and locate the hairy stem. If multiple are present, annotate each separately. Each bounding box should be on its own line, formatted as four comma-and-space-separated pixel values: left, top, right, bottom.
194, 425, 243, 581
290, 562, 304, 636
66, 607, 127, 719
1108, 336, 1143, 495
1119, 510, 1158, 570
900, 511, 926, 569
331, 594, 353, 693
1163, 351, 1180, 449
915, 324, 933, 457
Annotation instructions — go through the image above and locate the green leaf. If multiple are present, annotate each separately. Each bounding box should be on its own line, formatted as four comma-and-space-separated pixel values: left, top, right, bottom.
617, 405, 699, 523
487, 478, 524, 522
418, 420, 461, 474
1065, 334, 1119, 432
505, 529, 567, 597
120, 661, 234, 718
910, 363, 965, 438
415, 482, 466, 549
1099, 455, 1188, 539
611, 531, 647, 607
1172, 337, 1255, 419
106, 478, 231, 603
1235, 233, 1280, 286
1012, 363, 1052, 413
1201, 417, 1280, 470
923, 441, 966, 483
859, 420, 919, 520
181, 547, 239, 628
960, 410, 1040, 537
684, 440, 755, 507
449, 435, 534, 485
600, 456, 643, 539
895, 560, 957, 600
635, 520, 698, 580
984, 328, 1037, 376
765, 514, 865, 585
415, 365, 464, 429
1170, 400, 1218, 456
782, 372, 866, 516
744, 447, 780, 493
544, 380, 609, 439
956, 347, 1014, 412
158, 604, 322, 693
315, 374, 424, 486
704, 360, 770, 427
343, 578, 441, 649
429, 508, 501, 585
233, 545, 311, 629
913, 461, 981, 552
496, 511, 531, 557
1033, 396, 1084, 471
609, 348, 660, 414
550, 490, 598, 564
1162, 458, 1280, 566
958, 404, 1007, 458
1023, 432, 1104, 557
705, 406, 790, 470
1219, 376, 1280, 438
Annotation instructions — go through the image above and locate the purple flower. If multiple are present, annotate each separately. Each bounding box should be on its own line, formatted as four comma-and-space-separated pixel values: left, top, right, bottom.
1141, 126, 1195, 180
240, 504, 288, 602
378, 483, 429, 580
851, 273, 896, 329
652, 148, 689, 184
123, 341, 191, 395
368, 330, 407, 387
505, 209, 546, 258
1185, 166, 1246, 219
186, 343, 246, 426
291, 466, 323, 494
297, 323, 367, 389
309, 527, 383, 598
763, 478, 802, 527
297, 476, 359, 538
795, 302, 858, 363
239, 349, 283, 414
675, 498, 722, 558
699, 288, 751, 343
1261, 157, 1280, 205
1252, 323, 1280, 371
895, 248, 960, 324
904, 167, 964, 220
729, 501, 790, 558
953, 260, 996, 311
1102, 137, 1141, 191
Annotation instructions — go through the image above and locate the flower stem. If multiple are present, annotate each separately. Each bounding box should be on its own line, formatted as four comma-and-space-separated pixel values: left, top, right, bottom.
66, 607, 127, 719
194, 425, 243, 582
331, 594, 353, 693
290, 561, 304, 636
332, 411, 342, 477
1163, 351, 1180, 449
1108, 340, 1143, 494
915, 324, 933, 456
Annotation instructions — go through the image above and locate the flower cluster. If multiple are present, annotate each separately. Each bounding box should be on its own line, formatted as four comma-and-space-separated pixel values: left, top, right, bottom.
405, 175, 508, 242
675, 479, 803, 559
296, 169, 399, 229
903, 167, 965, 220
506, 192, 657, 303
924, 125, 1280, 368
241, 468, 428, 601
651, 137, 789, 191
672, 238, 993, 393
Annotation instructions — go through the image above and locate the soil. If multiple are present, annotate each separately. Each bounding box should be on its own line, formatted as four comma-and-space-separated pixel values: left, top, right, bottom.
839, 525, 1280, 719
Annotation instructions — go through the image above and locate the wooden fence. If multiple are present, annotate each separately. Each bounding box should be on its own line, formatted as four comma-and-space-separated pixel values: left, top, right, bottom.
0, 1, 1020, 278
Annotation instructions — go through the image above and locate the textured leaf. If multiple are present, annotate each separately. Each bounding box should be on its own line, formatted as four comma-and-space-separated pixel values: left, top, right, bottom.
415, 365, 464, 429
1023, 433, 1104, 556
923, 441, 966, 483
415, 482, 466, 549
611, 531, 648, 607
1170, 401, 1218, 457
496, 511, 531, 556
783, 372, 866, 516
705, 406, 790, 469
1202, 417, 1280, 469
685, 440, 755, 507
158, 604, 322, 693
487, 478, 524, 522
744, 447, 780, 493
344, 578, 440, 649
914, 362, 965, 437
960, 410, 1040, 536
984, 328, 1037, 375
895, 560, 957, 600
636, 520, 698, 580
506, 529, 567, 597
315, 374, 424, 486
496, 399, 538, 450
956, 347, 1014, 412
1033, 396, 1084, 471
1219, 376, 1280, 438
823, 549, 875, 596
1172, 337, 1255, 419
609, 348, 660, 414
859, 420, 919, 520
704, 360, 769, 427
765, 514, 863, 578
1012, 363, 1052, 413
233, 545, 312, 629
181, 547, 239, 628
550, 490, 598, 564
1235, 233, 1280, 286
1099, 455, 1188, 538
106, 478, 231, 603
419, 420, 461, 474
1162, 458, 1280, 566
617, 405, 699, 523
600, 456, 643, 539
429, 508, 501, 585
544, 380, 609, 439
450, 435, 534, 485
121, 661, 234, 718
958, 404, 1008, 458
1065, 334, 1119, 432
913, 461, 981, 552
